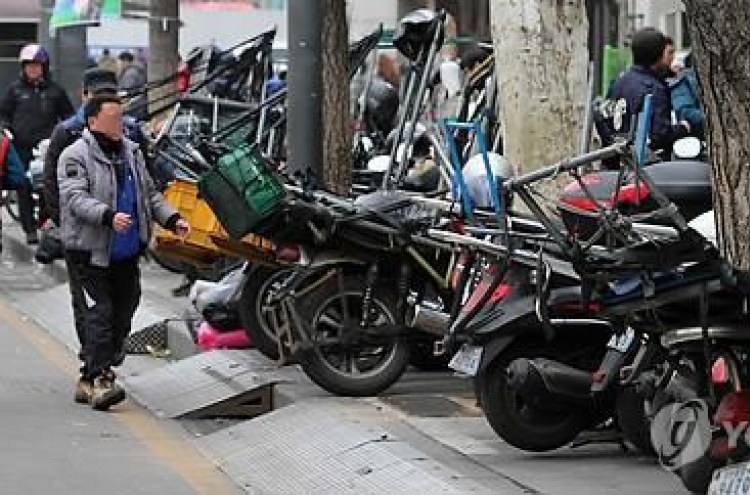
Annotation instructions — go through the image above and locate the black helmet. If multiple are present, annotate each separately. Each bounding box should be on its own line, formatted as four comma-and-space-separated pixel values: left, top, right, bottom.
393, 9, 444, 62
365, 78, 399, 135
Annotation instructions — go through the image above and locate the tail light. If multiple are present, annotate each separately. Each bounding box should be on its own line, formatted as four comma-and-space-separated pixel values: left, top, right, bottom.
714, 391, 750, 428
712, 357, 729, 385
462, 264, 512, 313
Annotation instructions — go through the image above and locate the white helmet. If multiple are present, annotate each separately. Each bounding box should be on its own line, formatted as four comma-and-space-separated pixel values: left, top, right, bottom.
461, 152, 514, 209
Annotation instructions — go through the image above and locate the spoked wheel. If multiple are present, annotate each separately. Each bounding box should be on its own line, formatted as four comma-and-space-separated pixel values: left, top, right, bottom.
298, 276, 409, 397
239, 264, 298, 361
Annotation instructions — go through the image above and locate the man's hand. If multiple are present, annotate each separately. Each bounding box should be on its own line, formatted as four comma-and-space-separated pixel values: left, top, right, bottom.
113, 213, 132, 232
679, 120, 692, 133
174, 218, 190, 238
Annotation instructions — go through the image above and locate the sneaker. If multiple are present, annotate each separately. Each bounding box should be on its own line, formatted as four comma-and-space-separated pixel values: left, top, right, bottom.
74, 377, 93, 404
90, 374, 126, 411
26, 231, 39, 245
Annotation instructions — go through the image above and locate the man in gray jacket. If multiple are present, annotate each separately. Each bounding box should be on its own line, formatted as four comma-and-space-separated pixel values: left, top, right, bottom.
58, 94, 189, 410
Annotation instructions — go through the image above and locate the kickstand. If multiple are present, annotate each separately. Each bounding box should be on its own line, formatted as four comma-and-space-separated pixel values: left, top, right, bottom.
570, 422, 627, 451
699, 283, 715, 406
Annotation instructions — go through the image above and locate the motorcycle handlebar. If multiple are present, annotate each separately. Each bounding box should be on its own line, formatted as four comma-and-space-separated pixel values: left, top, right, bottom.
505, 141, 628, 190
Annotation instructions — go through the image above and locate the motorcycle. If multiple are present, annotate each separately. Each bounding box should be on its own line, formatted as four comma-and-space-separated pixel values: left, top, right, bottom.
436, 118, 724, 453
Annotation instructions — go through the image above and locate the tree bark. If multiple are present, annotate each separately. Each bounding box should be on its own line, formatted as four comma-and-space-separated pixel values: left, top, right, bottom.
683, 0, 750, 271
489, 0, 589, 173
321, 0, 352, 195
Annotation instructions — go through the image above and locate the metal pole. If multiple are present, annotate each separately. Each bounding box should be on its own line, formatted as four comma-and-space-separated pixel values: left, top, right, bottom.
580, 61, 595, 154
287, 0, 323, 180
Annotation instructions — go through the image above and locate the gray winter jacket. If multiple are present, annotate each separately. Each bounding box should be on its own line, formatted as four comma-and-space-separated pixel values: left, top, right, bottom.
58, 129, 178, 267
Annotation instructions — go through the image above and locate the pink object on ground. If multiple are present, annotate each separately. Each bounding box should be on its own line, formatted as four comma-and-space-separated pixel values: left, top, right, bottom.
197, 322, 251, 351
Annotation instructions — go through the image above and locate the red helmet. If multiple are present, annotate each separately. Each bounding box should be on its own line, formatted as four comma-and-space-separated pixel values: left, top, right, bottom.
19, 44, 50, 65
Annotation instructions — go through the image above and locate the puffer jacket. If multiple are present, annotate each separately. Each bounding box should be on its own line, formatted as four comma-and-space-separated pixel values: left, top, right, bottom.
58, 129, 178, 267
43, 106, 146, 226
670, 68, 705, 139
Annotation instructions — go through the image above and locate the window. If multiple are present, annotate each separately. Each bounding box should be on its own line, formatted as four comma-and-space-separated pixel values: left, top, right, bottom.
664, 12, 677, 41
0, 22, 37, 60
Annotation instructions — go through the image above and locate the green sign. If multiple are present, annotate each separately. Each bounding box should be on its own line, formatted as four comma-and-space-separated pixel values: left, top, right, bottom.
50, 0, 122, 35
601, 45, 632, 96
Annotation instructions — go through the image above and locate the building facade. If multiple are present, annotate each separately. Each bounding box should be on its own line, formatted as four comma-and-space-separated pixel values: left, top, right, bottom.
631, 0, 690, 49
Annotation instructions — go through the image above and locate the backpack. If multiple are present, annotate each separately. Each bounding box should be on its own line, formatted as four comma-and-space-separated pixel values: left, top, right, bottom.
0, 130, 30, 190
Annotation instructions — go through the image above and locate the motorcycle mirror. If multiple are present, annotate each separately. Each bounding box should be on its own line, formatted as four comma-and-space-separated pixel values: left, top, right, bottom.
673, 137, 701, 159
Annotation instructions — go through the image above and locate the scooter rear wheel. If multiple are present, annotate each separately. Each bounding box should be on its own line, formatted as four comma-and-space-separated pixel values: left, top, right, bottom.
478, 335, 606, 452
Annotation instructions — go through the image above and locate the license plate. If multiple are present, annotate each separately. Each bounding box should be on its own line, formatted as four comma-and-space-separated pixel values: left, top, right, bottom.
709, 463, 750, 495
606, 327, 636, 353
449, 344, 483, 376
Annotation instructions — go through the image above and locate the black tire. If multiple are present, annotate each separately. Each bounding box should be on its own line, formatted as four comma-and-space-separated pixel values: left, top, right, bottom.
4, 190, 20, 223
298, 276, 410, 397
478, 333, 607, 452
238, 264, 297, 361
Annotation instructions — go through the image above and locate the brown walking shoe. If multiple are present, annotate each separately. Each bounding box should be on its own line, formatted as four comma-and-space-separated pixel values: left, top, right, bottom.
74, 377, 93, 404
90, 374, 126, 411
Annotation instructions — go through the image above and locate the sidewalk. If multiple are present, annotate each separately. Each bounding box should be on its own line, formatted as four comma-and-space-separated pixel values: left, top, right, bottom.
0, 293, 242, 495
0, 217, 686, 494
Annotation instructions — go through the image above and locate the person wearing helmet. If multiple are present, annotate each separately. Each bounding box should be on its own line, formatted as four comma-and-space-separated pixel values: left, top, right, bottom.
608, 29, 690, 161
0, 44, 74, 244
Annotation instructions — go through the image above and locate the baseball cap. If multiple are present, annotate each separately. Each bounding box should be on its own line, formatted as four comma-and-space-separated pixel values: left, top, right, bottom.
83, 68, 118, 95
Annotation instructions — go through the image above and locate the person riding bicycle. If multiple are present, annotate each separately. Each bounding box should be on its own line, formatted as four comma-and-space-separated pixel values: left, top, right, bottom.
0, 44, 74, 244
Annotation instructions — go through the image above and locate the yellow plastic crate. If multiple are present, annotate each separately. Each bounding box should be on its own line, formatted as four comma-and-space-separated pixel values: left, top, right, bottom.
154, 179, 227, 262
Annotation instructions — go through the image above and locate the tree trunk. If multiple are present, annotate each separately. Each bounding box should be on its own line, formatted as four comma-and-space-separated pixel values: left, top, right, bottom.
683, 0, 750, 271
489, 0, 589, 173
321, 0, 352, 195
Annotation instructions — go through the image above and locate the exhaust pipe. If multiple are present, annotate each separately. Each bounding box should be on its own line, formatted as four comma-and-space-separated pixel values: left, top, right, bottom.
409, 304, 451, 336
507, 358, 593, 406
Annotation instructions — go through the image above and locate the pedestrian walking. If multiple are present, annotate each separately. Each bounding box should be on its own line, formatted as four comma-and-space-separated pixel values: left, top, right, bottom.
97, 48, 118, 74
58, 94, 189, 410
43, 68, 149, 398
117, 52, 148, 120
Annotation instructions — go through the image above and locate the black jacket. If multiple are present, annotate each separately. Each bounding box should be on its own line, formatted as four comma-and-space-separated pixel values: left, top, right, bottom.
0, 75, 74, 162
609, 66, 687, 156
